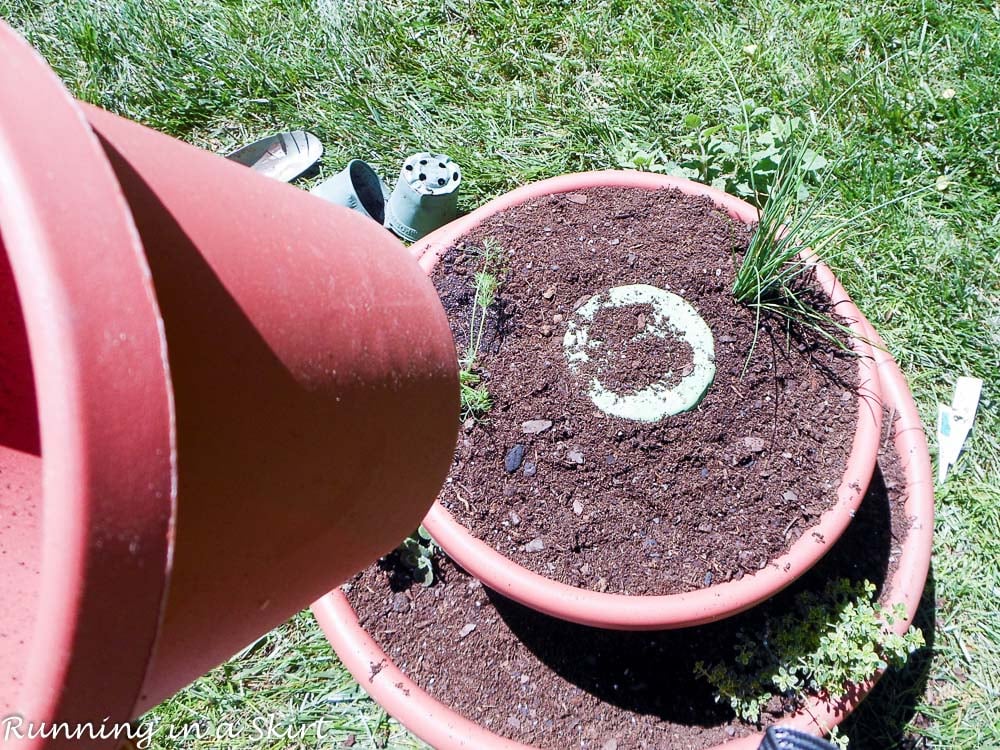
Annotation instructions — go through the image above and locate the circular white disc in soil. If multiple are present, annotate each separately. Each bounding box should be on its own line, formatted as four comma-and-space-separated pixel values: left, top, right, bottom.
562, 284, 715, 422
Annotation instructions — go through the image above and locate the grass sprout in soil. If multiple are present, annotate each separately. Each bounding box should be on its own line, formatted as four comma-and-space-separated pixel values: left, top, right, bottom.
704, 43, 938, 354
431, 186, 862, 596
345, 427, 924, 750
731, 137, 935, 356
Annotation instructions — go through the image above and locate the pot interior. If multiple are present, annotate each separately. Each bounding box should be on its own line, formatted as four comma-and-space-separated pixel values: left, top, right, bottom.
0, 232, 43, 713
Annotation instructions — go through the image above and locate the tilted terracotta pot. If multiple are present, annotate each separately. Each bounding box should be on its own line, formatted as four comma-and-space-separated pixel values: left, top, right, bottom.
412, 171, 883, 630
0, 21, 458, 747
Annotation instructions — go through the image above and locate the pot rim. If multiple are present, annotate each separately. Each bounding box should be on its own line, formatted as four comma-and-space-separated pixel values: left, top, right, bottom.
416, 170, 882, 629
312, 316, 932, 750
0, 22, 175, 730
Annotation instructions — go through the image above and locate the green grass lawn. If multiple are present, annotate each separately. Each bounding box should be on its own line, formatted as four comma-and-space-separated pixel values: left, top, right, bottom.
3, 0, 997, 747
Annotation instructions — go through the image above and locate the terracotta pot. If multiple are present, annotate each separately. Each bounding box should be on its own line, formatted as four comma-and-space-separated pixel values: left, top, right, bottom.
413, 171, 883, 629
0, 21, 458, 746
312, 317, 932, 750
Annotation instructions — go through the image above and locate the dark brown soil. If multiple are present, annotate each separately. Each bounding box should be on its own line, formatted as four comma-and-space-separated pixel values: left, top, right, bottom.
576, 302, 694, 394
434, 187, 860, 595
345, 424, 915, 750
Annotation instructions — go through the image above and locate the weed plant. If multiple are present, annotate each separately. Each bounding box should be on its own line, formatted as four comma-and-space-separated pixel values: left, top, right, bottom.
396, 526, 439, 587
459, 239, 506, 421
695, 579, 925, 725
616, 104, 828, 208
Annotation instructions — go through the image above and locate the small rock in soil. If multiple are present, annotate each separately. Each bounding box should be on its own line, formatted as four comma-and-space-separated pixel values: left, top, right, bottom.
602, 740, 619, 750
540, 325, 553, 336
566, 448, 585, 465
726, 726, 737, 737
391, 592, 410, 613
743, 436, 767, 453
626, 252, 636, 266
703, 571, 713, 586
542, 285, 557, 300
697, 522, 713, 533
572, 294, 591, 310
522, 419, 553, 434
462, 417, 475, 432
700, 467, 710, 478
636, 313, 646, 331
523, 461, 537, 477
509, 511, 521, 526
783, 490, 799, 503
580, 563, 591, 575
507, 716, 521, 730
572, 499, 584, 515
525, 537, 545, 553
505, 444, 526, 473
565, 192, 588, 204
553, 314, 563, 323
596, 577, 609, 592
457, 623, 476, 640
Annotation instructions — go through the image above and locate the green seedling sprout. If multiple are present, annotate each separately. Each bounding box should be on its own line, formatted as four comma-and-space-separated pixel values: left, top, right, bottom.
459, 239, 505, 422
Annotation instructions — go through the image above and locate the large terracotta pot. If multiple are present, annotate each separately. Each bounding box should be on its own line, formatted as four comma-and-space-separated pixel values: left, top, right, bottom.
0, 21, 458, 747
313, 316, 932, 750
413, 171, 883, 630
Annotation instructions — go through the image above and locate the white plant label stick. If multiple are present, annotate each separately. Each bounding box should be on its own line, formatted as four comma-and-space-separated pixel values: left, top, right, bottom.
937, 376, 983, 483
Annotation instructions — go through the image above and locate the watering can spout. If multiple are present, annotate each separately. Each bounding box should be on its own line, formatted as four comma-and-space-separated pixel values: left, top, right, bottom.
0, 19, 458, 747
